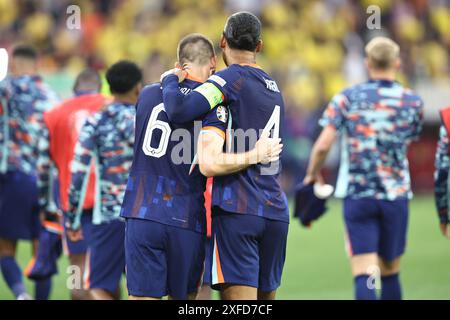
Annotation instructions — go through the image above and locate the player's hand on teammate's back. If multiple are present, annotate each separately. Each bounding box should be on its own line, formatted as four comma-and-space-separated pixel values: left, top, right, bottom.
439, 223, 450, 239
252, 130, 283, 165
66, 228, 83, 242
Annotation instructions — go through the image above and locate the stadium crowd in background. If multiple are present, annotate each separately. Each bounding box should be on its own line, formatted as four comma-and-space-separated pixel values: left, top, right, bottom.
0, 0, 449, 190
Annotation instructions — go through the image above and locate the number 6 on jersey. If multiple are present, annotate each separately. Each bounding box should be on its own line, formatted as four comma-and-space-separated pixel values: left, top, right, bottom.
142, 103, 171, 158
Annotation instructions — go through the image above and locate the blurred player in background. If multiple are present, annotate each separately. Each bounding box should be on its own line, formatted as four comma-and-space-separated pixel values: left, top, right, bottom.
0, 45, 58, 299
433, 105, 450, 239
38, 69, 110, 299
160, 12, 287, 300
304, 37, 424, 300
67, 61, 142, 300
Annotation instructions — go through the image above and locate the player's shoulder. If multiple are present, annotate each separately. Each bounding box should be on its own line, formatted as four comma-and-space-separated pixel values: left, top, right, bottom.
138, 83, 162, 104
108, 101, 135, 117
329, 86, 352, 106
0, 76, 12, 95
90, 101, 119, 125
140, 82, 162, 99
343, 82, 368, 95
400, 85, 423, 105
210, 64, 243, 85
136, 83, 162, 113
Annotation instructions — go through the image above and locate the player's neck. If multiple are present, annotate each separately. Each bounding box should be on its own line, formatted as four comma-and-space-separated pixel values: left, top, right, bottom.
226, 49, 257, 66
12, 59, 38, 77
186, 67, 209, 83
113, 93, 136, 105
12, 69, 38, 77
369, 69, 396, 82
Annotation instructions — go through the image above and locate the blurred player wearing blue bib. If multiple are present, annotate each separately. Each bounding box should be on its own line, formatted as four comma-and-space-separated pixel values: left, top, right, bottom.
122, 33, 279, 300
160, 12, 287, 300
304, 37, 424, 300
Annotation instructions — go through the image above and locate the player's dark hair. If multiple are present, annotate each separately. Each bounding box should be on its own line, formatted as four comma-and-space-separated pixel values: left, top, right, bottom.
223, 11, 261, 52
177, 33, 215, 65
12, 45, 37, 60
73, 68, 102, 93
105, 60, 142, 94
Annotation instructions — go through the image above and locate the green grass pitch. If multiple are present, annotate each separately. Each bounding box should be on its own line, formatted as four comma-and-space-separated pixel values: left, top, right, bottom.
0, 195, 449, 300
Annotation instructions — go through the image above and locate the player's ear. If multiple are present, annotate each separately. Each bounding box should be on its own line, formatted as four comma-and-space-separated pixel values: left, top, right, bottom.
220, 35, 226, 49
210, 55, 217, 68
134, 82, 142, 98
174, 61, 182, 69
393, 57, 401, 71
364, 57, 370, 71
255, 40, 263, 53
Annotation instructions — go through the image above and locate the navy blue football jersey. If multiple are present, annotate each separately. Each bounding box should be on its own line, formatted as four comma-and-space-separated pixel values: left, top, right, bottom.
120, 78, 206, 233
199, 64, 289, 223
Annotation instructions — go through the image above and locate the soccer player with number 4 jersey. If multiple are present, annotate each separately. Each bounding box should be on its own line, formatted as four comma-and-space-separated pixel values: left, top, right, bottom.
121, 33, 281, 300
160, 12, 288, 300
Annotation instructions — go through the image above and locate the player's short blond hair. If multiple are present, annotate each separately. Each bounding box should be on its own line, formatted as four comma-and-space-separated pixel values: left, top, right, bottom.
177, 33, 215, 66
365, 36, 400, 70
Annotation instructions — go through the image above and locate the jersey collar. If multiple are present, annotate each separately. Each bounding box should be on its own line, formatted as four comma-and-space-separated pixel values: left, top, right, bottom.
185, 73, 204, 83
238, 63, 262, 69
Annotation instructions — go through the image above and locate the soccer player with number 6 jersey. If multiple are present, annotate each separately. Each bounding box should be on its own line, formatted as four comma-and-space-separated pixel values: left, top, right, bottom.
160, 12, 289, 300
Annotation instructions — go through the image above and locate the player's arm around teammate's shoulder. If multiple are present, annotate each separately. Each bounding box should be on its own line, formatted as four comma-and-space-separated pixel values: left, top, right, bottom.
159, 65, 210, 123
198, 119, 282, 177
160, 63, 240, 124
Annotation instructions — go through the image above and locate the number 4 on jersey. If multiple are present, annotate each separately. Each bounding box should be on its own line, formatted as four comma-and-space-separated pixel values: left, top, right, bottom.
262, 105, 280, 138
